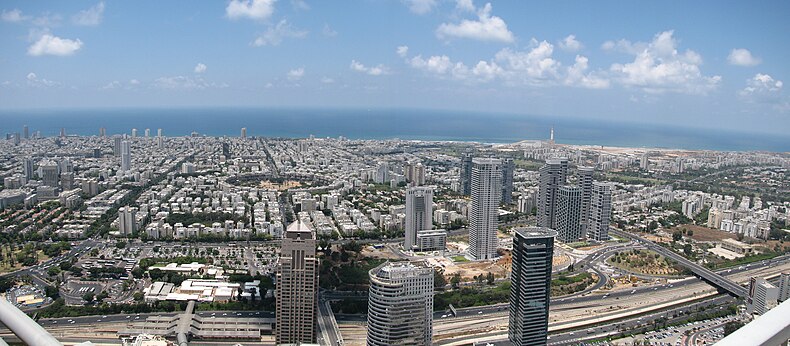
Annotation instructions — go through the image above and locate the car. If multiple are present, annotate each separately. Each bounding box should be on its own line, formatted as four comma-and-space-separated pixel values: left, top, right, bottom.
223, 313, 228, 316
52, 321, 57, 324
70, 320, 75, 324
126, 315, 130, 319
97, 319, 102, 322
102, 315, 107, 318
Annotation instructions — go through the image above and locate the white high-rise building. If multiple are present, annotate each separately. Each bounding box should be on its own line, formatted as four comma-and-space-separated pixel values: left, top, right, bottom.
114, 137, 123, 157
577, 166, 594, 237
120, 140, 132, 171
367, 261, 434, 346
404, 187, 433, 249
241, 127, 247, 139
556, 185, 583, 243
640, 151, 650, 170
778, 272, 790, 302
22, 157, 34, 183
276, 221, 318, 344
131, 128, 137, 138
118, 206, 137, 235
588, 182, 613, 241
157, 128, 163, 137
537, 158, 568, 229
747, 277, 779, 315
469, 158, 502, 260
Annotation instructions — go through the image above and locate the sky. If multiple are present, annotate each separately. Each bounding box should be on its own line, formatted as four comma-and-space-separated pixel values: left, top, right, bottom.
0, 0, 789, 135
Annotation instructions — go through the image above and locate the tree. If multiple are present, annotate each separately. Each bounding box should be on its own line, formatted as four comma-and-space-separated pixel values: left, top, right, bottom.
450, 273, 461, 289
96, 291, 109, 302
434, 270, 447, 290
486, 272, 495, 285
724, 321, 744, 336
133, 292, 144, 302
82, 292, 95, 304
672, 231, 683, 242
683, 244, 693, 257
567, 263, 575, 272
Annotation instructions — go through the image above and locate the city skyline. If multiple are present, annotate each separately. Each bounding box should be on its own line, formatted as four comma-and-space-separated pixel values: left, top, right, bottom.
1, 1, 789, 135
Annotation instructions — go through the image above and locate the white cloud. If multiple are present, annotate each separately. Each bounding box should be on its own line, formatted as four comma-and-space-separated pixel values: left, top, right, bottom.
72, 2, 105, 26
565, 55, 610, 89
252, 20, 308, 46
287, 68, 304, 81
194, 63, 207, 74
396, 46, 409, 58
455, 0, 476, 12
601, 39, 647, 55
226, 0, 276, 20
31, 14, 62, 27
608, 30, 720, 94
153, 76, 227, 90
494, 40, 561, 81
28, 34, 83, 56
26, 72, 60, 88
558, 34, 582, 52
436, 3, 513, 43
2, 9, 28, 22
403, 0, 438, 15
129, 79, 140, 85
350, 60, 389, 76
291, 0, 310, 10
727, 48, 761, 67
321, 77, 335, 84
739, 73, 782, 99
101, 80, 121, 90
322, 24, 337, 37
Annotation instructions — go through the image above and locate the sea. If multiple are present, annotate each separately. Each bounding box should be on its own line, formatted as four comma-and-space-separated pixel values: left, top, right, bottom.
0, 108, 787, 152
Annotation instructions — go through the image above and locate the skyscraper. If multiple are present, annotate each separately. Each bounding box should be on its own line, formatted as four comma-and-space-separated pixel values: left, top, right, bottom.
276, 221, 319, 344
241, 127, 247, 139
157, 128, 163, 137
118, 206, 137, 235
469, 158, 502, 260
405, 187, 433, 249
22, 157, 34, 183
640, 151, 650, 170
114, 137, 122, 157
537, 158, 568, 229
508, 227, 556, 346
588, 182, 613, 241
120, 140, 131, 171
577, 166, 594, 237
501, 158, 515, 204
131, 128, 138, 138
99, 127, 106, 137
460, 153, 473, 195
23, 125, 28, 139
556, 185, 583, 243
40, 161, 60, 188
746, 277, 779, 315
777, 272, 790, 302
367, 261, 434, 346
144, 128, 151, 137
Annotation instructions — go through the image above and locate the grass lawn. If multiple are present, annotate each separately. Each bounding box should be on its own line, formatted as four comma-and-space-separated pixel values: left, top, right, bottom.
451, 255, 469, 262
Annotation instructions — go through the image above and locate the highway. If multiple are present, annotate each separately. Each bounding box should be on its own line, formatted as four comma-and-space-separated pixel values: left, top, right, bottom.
612, 229, 749, 298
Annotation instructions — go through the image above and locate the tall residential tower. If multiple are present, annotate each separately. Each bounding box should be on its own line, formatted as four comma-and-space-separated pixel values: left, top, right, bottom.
508, 227, 556, 346
276, 221, 319, 344
469, 158, 502, 260
404, 187, 433, 250
367, 261, 434, 346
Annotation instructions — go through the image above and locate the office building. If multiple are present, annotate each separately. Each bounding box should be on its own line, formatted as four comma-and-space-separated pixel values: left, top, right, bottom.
460, 153, 473, 195
367, 261, 434, 346
778, 272, 790, 302
405, 162, 426, 186
157, 128, 163, 137
469, 158, 502, 260
404, 187, 433, 250
502, 158, 515, 204
118, 206, 137, 236
276, 221, 318, 344
121, 140, 131, 171
23, 125, 28, 139
241, 127, 247, 139
144, 128, 150, 137
588, 182, 613, 241
577, 166, 594, 237
22, 157, 34, 183
12, 133, 20, 145
60, 158, 73, 174
508, 227, 556, 346
60, 128, 66, 137
640, 152, 649, 170
131, 128, 138, 138
556, 185, 583, 243
747, 277, 779, 315
416, 229, 447, 252
157, 136, 165, 149
114, 137, 123, 157
40, 161, 60, 188
99, 127, 106, 137
537, 158, 568, 229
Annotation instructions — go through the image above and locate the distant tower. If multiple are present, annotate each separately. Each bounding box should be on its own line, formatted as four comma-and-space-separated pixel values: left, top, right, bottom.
508, 227, 556, 346
588, 182, 613, 241
157, 128, 163, 137
549, 127, 555, 146
556, 185, 583, 242
144, 128, 150, 138
40, 161, 60, 187
114, 137, 122, 157
22, 157, 34, 183
276, 222, 318, 344
367, 261, 434, 346
460, 153, 473, 195
537, 158, 568, 229
157, 136, 164, 149
501, 158, 515, 204
241, 127, 247, 139
778, 272, 790, 302
640, 151, 650, 170
120, 140, 131, 171
131, 128, 138, 138
469, 158, 502, 260
404, 187, 433, 249
99, 127, 106, 137
60, 128, 66, 138
23, 125, 29, 139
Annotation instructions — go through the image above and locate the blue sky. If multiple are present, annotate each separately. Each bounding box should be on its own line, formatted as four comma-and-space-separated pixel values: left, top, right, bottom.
1, 0, 788, 135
